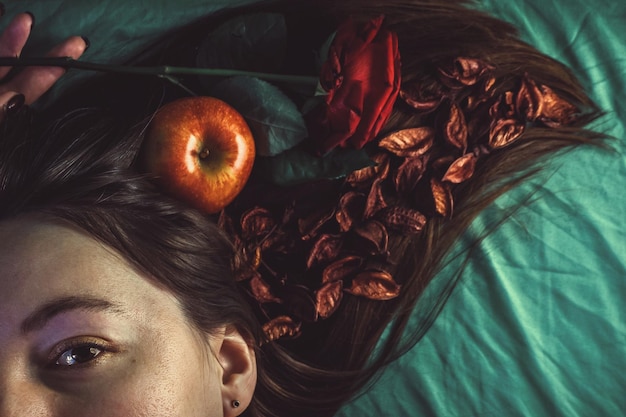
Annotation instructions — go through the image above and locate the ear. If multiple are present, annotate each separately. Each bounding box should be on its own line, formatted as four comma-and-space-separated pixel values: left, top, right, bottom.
213, 326, 257, 417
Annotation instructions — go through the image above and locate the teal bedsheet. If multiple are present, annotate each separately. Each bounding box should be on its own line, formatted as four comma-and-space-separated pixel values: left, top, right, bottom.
3, 1, 624, 415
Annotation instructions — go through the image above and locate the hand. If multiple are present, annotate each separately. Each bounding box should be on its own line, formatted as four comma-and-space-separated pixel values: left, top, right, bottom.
0, 10, 88, 120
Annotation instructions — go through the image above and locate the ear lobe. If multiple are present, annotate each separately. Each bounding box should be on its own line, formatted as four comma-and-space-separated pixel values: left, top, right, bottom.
215, 326, 257, 417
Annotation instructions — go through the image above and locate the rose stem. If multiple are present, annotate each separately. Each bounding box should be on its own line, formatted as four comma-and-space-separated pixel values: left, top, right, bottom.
0, 57, 319, 87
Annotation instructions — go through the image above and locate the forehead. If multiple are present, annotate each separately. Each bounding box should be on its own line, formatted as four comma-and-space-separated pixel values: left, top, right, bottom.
0, 217, 161, 313
0, 217, 192, 338
0, 217, 120, 289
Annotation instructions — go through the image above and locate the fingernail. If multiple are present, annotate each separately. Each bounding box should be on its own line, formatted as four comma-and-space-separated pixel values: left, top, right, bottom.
0, 3, 6, 18
6, 94, 25, 116
25, 11, 35, 27
81, 36, 91, 52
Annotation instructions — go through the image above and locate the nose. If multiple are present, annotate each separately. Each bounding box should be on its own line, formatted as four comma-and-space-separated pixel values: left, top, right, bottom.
0, 377, 54, 417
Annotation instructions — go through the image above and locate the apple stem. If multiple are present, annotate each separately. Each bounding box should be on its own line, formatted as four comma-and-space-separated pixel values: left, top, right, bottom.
0, 57, 320, 88
199, 148, 210, 160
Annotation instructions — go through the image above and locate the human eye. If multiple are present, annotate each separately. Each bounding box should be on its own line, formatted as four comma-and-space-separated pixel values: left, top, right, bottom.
48, 337, 113, 368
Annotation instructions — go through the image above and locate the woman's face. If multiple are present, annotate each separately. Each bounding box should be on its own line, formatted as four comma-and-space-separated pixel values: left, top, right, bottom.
0, 218, 247, 417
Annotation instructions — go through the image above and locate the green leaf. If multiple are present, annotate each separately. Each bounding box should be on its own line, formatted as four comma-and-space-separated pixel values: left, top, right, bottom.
255, 143, 375, 186
196, 13, 287, 75
211, 76, 307, 157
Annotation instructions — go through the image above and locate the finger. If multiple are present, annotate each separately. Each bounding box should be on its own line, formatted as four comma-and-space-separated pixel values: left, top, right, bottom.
0, 91, 25, 123
0, 12, 34, 79
6, 35, 88, 104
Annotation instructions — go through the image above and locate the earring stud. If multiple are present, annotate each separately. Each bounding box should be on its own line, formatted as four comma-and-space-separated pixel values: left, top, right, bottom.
231, 399, 241, 408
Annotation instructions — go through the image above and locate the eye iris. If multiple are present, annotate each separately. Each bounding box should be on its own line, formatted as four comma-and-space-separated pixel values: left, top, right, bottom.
57, 346, 102, 366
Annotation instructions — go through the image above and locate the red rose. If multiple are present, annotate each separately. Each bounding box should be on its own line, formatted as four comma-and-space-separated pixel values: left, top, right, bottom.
307, 15, 401, 154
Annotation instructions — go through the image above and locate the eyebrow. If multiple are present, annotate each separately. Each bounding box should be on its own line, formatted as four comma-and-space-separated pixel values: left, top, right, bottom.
20, 296, 125, 335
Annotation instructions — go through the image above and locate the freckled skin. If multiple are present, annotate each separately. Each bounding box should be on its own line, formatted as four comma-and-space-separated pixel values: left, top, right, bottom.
0, 218, 225, 417
142, 97, 256, 214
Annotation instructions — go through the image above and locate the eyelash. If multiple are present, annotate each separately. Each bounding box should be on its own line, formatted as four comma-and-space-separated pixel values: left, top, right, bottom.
48, 337, 113, 369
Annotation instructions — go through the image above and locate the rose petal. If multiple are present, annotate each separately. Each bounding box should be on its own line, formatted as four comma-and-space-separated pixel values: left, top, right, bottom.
263, 316, 302, 342
312, 15, 401, 153
378, 127, 435, 158
442, 153, 477, 183
345, 269, 401, 300
316, 280, 344, 319
322, 255, 365, 284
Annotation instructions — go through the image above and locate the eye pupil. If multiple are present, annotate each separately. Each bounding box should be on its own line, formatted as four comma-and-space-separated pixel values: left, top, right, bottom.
57, 345, 102, 366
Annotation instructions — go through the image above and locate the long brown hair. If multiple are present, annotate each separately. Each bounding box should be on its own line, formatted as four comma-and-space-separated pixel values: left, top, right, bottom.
0, 1, 604, 416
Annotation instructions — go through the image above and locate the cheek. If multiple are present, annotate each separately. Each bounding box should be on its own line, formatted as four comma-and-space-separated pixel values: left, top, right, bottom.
109, 351, 222, 417
53, 347, 222, 417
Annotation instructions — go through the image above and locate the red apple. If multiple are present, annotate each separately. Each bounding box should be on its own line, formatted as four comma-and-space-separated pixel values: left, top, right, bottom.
142, 96, 255, 214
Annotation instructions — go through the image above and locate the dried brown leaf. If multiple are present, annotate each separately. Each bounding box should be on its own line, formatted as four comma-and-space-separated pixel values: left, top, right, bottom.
241, 207, 275, 240
378, 206, 427, 235
491, 92, 516, 120
217, 210, 235, 235
322, 256, 364, 284
336, 192, 366, 232
316, 280, 344, 319
245, 245, 262, 270
489, 119, 525, 148
445, 102, 468, 150
516, 76, 544, 121
352, 220, 389, 255
442, 153, 477, 183
431, 178, 453, 218
379, 127, 434, 158
234, 265, 259, 282
432, 155, 456, 174
306, 234, 344, 269
263, 316, 302, 342
439, 57, 495, 86
346, 153, 390, 187
399, 88, 442, 112
364, 178, 388, 219
298, 206, 336, 240
538, 84, 579, 127
465, 76, 496, 111
281, 284, 318, 322
345, 270, 401, 300
250, 274, 280, 304
394, 156, 427, 195
260, 229, 293, 254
